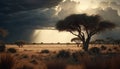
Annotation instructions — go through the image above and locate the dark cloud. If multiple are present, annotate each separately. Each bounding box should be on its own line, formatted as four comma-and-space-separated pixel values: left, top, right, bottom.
0, 8, 59, 42
97, 7, 120, 26
1, 8, 59, 28
110, 2, 120, 14
98, 0, 120, 14
0, 0, 63, 42
101, 0, 120, 3
95, 7, 120, 39
0, 0, 62, 14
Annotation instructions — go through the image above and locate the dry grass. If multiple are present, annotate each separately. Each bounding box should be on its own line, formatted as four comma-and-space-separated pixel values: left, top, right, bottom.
80, 55, 120, 69
3, 44, 120, 69
0, 53, 16, 69
45, 59, 67, 69
14, 63, 34, 69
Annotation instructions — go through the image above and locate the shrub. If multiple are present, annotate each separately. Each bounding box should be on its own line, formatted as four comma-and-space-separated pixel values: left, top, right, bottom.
113, 47, 119, 51
0, 53, 16, 69
20, 54, 29, 59
108, 48, 112, 52
30, 59, 38, 64
41, 49, 50, 53
101, 45, 107, 50
72, 51, 85, 62
89, 47, 100, 55
7, 48, 17, 53
56, 50, 70, 58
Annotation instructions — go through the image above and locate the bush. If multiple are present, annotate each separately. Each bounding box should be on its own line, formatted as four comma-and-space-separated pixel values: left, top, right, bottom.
7, 48, 17, 53
72, 51, 85, 62
56, 50, 70, 58
108, 48, 112, 51
89, 47, 100, 55
113, 47, 119, 51
30, 59, 38, 64
41, 49, 50, 53
20, 54, 29, 59
0, 53, 16, 69
101, 45, 107, 50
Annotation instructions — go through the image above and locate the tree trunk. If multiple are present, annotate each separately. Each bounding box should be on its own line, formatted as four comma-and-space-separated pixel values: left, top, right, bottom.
83, 41, 89, 51
82, 36, 91, 52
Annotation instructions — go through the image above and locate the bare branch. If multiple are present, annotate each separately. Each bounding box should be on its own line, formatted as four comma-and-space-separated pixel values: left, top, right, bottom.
69, 31, 78, 36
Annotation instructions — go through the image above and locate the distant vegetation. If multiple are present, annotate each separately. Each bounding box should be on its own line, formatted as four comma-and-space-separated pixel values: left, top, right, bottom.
15, 40, 26, 48
7, 48, 17, 53
56, 50, 71, 58
41, 49, 50, 53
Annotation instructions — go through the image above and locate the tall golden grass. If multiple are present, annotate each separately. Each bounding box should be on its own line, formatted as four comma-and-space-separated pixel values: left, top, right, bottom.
1, 49, 120, 69
45, 59, 67, 69
0, 53, 16, 69
80, 55, 120, 69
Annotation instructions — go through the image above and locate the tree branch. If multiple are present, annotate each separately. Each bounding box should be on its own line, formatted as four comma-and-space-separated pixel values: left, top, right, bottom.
90, 30, 98, 36
78, 32, 85, 41
70, 31, 78, 36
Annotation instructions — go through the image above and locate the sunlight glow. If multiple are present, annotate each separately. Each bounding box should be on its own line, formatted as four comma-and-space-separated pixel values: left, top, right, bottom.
32, 29, 75, 43
74, 0, 99, 14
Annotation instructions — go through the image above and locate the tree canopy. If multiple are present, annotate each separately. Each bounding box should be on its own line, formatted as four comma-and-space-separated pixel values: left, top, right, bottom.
56, 14, 115, 34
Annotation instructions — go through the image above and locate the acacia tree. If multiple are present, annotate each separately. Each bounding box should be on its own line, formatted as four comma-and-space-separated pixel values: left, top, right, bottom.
15, 40, 26, 48
71, 37, 81, 47
56, 14, 116, 51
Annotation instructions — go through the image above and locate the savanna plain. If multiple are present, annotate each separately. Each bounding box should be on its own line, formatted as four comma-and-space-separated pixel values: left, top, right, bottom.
1, 43, 120, 69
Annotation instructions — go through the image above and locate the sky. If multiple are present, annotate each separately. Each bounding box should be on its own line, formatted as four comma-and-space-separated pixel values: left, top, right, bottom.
0, 0, 120, 43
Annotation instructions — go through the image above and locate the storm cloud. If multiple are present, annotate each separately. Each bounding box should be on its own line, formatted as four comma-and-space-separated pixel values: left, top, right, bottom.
0, 0, 63, 14
0, 0, 120, 42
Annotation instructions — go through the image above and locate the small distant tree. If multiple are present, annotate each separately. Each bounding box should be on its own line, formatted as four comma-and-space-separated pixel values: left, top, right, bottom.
106, 37, 120, 46
113, 39, 120, 46
71, 37, 81, 47
106, 37, 114, 44
56, 14, 116, 51
94, 39, 105, 46
15, 40, 26, 48
94, 39, 105, 44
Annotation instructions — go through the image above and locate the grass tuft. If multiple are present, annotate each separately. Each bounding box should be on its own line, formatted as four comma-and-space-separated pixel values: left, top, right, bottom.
0, 53, 16, 69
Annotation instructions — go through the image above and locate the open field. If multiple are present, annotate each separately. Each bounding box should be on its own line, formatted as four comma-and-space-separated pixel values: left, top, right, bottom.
1, 44, 120, 69
6, 44, 81, 52
6, 44, 120, 53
